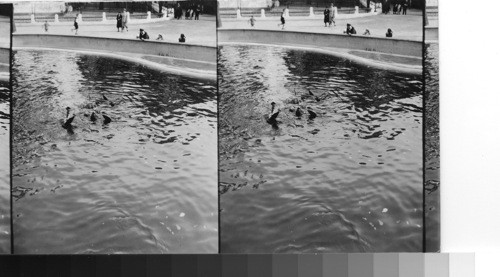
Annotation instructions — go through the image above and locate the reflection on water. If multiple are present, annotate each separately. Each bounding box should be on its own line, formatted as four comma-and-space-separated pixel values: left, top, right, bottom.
0, 82, 10, 254
219, 45, 423, 253
424, 43, 440, 252
12, 50, 218, 254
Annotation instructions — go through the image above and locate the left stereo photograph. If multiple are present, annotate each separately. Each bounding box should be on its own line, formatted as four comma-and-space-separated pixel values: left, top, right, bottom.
0, 3, 12, 255
10, 1, 217, 254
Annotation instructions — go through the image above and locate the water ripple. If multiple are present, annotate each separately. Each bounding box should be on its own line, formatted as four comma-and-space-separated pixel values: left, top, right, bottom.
219, 45, 423, 253
0, 83, 10, 254
12, 50, 217, 254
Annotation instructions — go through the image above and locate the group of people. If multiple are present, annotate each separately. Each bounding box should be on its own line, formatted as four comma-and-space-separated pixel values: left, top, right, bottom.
137, 29, 186, 43
173, 3, 201, 20
345, 24, 394, 38
116, 9, 129, 32
382, 0, 409, 15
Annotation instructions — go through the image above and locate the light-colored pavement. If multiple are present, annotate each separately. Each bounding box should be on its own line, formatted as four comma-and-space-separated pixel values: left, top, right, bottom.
220, 11, 423, 41
15, 15, 217, 46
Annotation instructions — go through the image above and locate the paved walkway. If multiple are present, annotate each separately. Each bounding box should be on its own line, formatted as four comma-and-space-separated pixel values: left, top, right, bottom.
15, 15, 217, 47
220, 11, 423, 41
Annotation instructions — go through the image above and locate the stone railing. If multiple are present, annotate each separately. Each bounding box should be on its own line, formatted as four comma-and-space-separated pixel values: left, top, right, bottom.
233, 5, 378, 20
19, 11, 169, 25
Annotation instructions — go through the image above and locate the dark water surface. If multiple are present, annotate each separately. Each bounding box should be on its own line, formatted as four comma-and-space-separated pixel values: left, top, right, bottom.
424, 43, 440, 252
219, 45, 423, 253
12, 50, 217, 254
0, 82, 10, 254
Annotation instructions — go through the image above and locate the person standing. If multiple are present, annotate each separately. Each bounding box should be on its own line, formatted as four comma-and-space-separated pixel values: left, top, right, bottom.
329, 3, 336, 27
122, 9, 129, 31
43, 20, 49, 32
190, 5, 195, 20
278, 11, 285, 30
175, 3, 182, 19
249, 15, 256, 27
116, 11, 123, 32
72, 16, 79, 35
195, 5, 201, 20
323, 6, 329, 27
402, 0, 408, 15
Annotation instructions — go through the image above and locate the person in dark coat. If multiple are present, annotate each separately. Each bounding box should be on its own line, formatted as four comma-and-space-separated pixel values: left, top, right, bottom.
175, 3, 182, 19
345, 24, 356, 35
138, 29, 149, 40
72, 16, 79, 35
278, 12, 285, 30
323, 7, 329, 27
116, 12, 123, 32
402, 0, 408, 15
386, 28, 393, 37
382, 0, 390, 14
179, 34, 186, 43
195, 5, 201, 20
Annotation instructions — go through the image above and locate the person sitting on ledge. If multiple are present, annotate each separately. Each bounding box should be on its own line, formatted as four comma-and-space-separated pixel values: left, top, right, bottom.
179, 34, 186, 43
386, 28, 393, 37
138, 29, 150, 41
156, 34, 164, 41
344, 24, 357, 35
363, 29, 371, 35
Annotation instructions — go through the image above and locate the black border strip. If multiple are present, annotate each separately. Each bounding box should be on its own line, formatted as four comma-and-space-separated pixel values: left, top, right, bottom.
8, 3, 14, 255
216, 0, 221, 254
422, 0, 427, 253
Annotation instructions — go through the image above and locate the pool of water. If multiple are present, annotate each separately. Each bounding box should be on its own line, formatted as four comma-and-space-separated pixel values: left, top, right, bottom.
424, 43, 440, 252
0, 81, 10, 254
219, 45, 423, 253
12, 50, 218, 254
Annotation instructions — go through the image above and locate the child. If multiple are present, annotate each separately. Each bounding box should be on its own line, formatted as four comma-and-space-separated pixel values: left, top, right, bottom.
249, 15, 256, 27
72, 17, 79, 35
278, 12, 285, 30
156, 34, 164, 41
43, 21, 49, 32
363, 29, 371, 36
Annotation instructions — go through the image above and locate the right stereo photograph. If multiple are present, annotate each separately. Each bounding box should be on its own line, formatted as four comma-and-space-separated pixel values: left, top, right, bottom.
218, 0, 436, 253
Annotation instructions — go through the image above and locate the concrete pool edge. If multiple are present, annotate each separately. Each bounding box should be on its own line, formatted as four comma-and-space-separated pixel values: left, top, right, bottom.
13, 46, 216, 81
0, 47, 9, 82
12, 34, 216, 81
218, 41, 422, 75
425, 27, 438, 43
218, 29, 423, 75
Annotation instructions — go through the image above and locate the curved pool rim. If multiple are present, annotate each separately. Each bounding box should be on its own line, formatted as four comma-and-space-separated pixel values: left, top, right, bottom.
0, 47, 9, 82
13, 33, 216, 81
219, 41, 422, 75
218, 29, 423, 75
